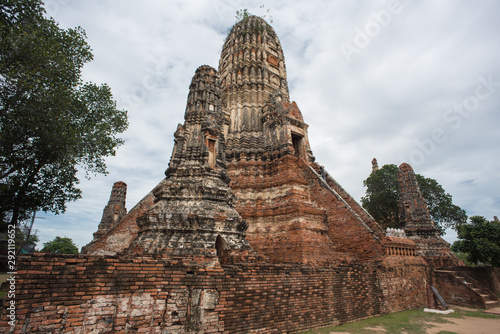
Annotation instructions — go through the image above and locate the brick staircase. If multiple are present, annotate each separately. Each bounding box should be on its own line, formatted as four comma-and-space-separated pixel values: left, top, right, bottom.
455, 273, 500, 309
435, 270, 499, 309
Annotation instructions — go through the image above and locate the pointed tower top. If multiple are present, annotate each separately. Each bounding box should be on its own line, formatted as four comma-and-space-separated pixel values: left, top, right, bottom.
219, 15, 289, 112
371, 158, 379, 173
87, 181, 127, 244
398, 163, 438, 237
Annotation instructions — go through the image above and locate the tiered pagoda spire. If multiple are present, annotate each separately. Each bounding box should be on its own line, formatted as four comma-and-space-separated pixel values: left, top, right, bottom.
127, 66, 251, 256
90, 181, 127, 241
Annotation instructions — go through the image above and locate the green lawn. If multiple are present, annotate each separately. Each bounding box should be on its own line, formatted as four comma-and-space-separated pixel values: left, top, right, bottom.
300, 308, 500, 334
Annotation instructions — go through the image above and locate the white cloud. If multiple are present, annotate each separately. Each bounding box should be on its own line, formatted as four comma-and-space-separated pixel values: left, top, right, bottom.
37, 0, 500, 249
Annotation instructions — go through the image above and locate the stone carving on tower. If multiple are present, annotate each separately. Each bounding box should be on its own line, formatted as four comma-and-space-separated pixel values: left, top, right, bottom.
127, 66, 251, 257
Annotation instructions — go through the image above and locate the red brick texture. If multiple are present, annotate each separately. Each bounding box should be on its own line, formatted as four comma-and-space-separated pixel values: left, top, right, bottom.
227, 155, 341, 265
225, 154, 390, 265
304, 161, 385, 261
434, 266, 500, 309
377, 256, 430, 314
1, 253, 429, 333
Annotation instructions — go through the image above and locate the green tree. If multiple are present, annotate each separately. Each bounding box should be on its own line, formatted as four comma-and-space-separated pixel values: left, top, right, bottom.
235, 7, 272, 24
451, 216, 500, 267
416, 174, 467, 231
0, 0, 128, 226
41, 236, 79, 254
361, 164, 400, 229
361, 164, 467, 233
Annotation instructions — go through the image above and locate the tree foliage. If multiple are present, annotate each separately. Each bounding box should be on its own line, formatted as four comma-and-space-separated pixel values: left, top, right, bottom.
416, 174, 467, 231
361, 164, 400, 229
451, 216, 500, 267
235, 9, 252, 22
0, 0, 128, 225
361, 164, 467, 233
41, 236, 79, 254
235, 7, 272, 24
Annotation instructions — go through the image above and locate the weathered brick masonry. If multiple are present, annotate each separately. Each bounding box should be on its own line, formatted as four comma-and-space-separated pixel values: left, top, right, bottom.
2, 254, 224, 333
1, 252, 429, 333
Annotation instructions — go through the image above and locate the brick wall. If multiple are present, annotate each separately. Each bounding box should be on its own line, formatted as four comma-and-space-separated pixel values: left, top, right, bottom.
1, 254, 224, 334
377, 256, 430, 314
227, 155, 343, 265
220, 263, 385, 332
1, 253, 429, 333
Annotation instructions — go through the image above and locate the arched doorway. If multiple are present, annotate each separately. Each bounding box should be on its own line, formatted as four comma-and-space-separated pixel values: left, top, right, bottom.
215, 235, 227, 264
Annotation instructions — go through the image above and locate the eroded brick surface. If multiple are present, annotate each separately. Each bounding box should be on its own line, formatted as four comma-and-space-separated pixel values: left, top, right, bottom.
81, 184, 160, 255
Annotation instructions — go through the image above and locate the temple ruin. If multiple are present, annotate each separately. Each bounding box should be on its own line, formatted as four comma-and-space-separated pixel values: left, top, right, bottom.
397, 163, 455, 266
2, 15, 498, 334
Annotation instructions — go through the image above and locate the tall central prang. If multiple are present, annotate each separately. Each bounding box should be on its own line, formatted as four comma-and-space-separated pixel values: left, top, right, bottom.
219, 16, 291, 160
216, 16, 383, 264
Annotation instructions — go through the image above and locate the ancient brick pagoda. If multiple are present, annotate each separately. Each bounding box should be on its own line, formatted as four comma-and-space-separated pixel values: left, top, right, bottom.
83, 15, 387, 264
398, 163, 440, 238
82, 181, 127, 252
4, 16, 497, 334
397, 162, 456, 266
127, 65, 251, 256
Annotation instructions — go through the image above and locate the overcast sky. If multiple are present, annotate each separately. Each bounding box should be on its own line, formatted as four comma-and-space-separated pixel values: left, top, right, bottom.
35, 0, 500, 249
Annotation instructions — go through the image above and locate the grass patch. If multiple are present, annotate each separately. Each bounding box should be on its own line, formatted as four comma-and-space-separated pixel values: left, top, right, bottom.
299, 307, 500, 334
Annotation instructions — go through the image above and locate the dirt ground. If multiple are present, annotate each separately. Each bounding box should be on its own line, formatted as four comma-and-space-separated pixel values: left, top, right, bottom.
331, 316, 500, 334
425, 315, 500, 334
327, 306, 500, 334
424, 306, 500, 334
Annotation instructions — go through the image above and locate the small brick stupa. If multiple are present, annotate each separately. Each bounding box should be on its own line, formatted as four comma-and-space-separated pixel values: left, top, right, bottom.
398, 162, 460, 266
127, 65, 251, 257
81, 181, 127, 253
